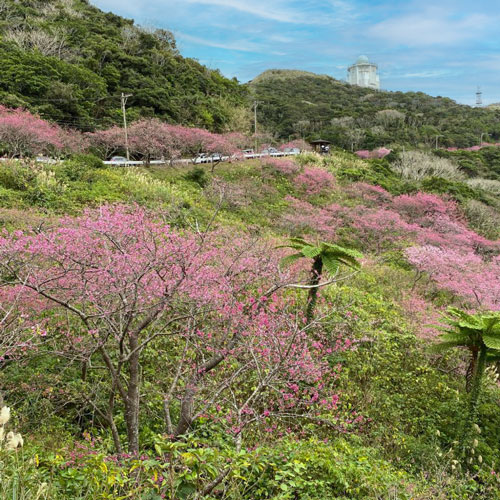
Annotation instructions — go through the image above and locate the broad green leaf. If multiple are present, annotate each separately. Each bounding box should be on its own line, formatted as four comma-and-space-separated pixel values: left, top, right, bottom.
482, 334, 500, 351
322, 253, 340, 276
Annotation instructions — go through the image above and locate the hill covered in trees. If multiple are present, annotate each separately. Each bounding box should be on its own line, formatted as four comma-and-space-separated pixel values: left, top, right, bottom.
249, 69, 500, 149
0, 0, 247, 132
3, 0, 500, 154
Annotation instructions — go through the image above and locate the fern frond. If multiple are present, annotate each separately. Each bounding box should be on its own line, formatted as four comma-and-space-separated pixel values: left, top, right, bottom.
279, 253, 303, 269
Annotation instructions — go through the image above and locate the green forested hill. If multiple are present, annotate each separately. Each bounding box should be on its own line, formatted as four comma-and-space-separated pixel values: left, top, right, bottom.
0, 0, 247, 131
3, 0, 500, 151
249, 69, 500, 149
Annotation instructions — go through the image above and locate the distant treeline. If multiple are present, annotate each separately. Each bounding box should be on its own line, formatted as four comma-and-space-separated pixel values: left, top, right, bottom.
249, 70, 500, 150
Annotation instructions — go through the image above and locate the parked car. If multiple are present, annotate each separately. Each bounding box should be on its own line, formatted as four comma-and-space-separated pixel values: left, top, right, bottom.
35, 156, 58, 164
242, 149, 257, 158
110, 156, 129, 163
260, 147, 279, 156
193, 152, 223, 164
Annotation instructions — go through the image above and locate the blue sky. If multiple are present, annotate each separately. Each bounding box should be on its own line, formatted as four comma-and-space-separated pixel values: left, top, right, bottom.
91, 0, 500, 105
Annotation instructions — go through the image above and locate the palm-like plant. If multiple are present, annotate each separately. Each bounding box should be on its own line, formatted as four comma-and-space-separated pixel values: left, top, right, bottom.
432, 308, 500, 460
279, 238, 362, 323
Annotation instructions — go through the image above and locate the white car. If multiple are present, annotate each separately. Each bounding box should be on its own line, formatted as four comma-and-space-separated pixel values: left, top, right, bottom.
193, 153, 223, 164
260, 148, 283, 157
104, 156, 143, 166
35, 156, 59, 164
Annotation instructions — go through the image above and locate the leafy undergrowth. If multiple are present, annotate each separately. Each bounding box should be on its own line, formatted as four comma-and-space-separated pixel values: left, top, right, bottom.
0, 152, 499, 499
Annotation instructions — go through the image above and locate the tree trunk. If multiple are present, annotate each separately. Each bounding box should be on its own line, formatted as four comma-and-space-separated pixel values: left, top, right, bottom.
175, 379, 196, 437
107, 388, 122, 454
465, 347, 478, 393
125, 336, 141, 454
306, 257, 323, 324
460, 344, 487, 463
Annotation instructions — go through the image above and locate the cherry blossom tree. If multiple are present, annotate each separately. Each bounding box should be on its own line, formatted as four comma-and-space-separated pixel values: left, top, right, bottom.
0, 205, 346, 454
295, 166, 335, 196
128, 119, 180, 164
87, 121, 240, 165
406, 246, 500, 310
86, 126, 126, 159
279, 139, 311, 152
0, 106, 64, 157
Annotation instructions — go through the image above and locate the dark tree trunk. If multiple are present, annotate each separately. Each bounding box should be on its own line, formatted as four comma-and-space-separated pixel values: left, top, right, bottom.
306, 257, 323, 323
175, 380, 196, 437
465, 347, 478, 393
125, 335, 141, 454
461, 344, 487, 463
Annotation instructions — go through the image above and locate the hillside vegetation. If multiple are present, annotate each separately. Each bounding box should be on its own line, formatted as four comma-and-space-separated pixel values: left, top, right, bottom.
0, 0, 247, 131
249, 69, 500, 149
2, 0, 500, 150
0, 2, 500, 499
0, 148, 499, 499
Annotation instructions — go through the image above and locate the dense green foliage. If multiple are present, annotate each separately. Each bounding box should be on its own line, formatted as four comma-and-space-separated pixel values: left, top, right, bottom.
434, 147, 500, 180
0, 0, 247, 132
249, 70, 500, 149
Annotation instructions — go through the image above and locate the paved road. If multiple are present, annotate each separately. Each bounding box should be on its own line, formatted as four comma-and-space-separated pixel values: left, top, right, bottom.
103, 151, 300, 166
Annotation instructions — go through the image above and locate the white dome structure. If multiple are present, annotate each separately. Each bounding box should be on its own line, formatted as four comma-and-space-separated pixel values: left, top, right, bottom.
348, 55, 380, 90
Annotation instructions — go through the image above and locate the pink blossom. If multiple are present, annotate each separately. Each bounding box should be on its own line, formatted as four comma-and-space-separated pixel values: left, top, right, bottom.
295, 167, 335, 196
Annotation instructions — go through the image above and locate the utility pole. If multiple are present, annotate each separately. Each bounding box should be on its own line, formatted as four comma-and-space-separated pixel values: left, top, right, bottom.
121, 93, 133, 161
435, 135, 443, 150
253, 100, 262, 152
480, 132, 486, 147
253, 100, 259, 135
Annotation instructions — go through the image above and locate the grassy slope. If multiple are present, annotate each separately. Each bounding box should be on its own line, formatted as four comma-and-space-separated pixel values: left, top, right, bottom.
0, 152, 499, 498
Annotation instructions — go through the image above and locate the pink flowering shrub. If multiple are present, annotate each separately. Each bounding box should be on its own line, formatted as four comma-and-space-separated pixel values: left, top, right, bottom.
355, 150, 371, 159
262, 158, 301, 176
392, 192, 457, 222
280, 196, 345, 241
351, 208, 419, 253
347, 182, 393, 205
372, 147, 392, 159
390, 192, 498, 252
398, 291, 442, 339
295, 166, 335, 196
354, 148, 392, 159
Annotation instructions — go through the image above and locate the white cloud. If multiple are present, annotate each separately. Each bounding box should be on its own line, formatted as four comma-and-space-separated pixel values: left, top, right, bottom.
269, 34, 295, 43
180, 0, 312, 24
398, 70, 453, 78
369, 10, 493, 47
176, 32, 266, 53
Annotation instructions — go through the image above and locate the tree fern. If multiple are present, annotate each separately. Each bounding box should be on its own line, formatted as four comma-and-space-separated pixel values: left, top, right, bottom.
279, 238, 362, 323
432, 309, 500, 464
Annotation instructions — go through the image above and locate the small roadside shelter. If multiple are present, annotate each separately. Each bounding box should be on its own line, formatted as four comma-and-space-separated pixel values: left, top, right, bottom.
309, 139, 331, 154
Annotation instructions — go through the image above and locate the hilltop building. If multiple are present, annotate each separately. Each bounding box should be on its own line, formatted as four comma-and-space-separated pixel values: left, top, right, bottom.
348, 55, 380, 90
